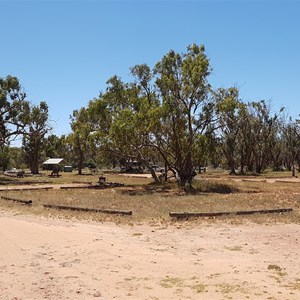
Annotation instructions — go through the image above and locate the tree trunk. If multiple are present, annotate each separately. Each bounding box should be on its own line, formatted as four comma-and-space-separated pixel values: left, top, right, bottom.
77, 151, 84, 175
164, 161, 168, 182
177, 152, 195, 192
292, 163, 296, 177
144, 161, 159, 183
30, 144, 40, 174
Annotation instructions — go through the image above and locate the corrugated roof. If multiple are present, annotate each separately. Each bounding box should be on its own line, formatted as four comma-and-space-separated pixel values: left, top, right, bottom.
43, 158, 65, 165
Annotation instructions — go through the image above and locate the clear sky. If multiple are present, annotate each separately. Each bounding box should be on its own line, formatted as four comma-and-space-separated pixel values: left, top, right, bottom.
1, 0, 300, 137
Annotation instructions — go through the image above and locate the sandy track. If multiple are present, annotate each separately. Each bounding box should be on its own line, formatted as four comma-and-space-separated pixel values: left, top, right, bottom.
0, 183, 92, 191
0, 213, 299, 300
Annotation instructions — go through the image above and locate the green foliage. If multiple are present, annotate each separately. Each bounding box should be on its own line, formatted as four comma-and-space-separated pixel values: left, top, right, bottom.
153, 44, 213, 188
22, 101, 51, 174
215, 89, 284, 175
80, 44, 215, 188
1, 46, 296, 181
68, 107, 96, 174
0, 145, 11, 171
0, 75, 29, 145
0, 76, 52, 174
282, 120, 300, 176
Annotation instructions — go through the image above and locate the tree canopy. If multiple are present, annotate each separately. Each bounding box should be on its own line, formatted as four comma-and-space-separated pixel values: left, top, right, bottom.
0, 75, 29, 145
77, 44, 216, 189
1, 44, 298, 183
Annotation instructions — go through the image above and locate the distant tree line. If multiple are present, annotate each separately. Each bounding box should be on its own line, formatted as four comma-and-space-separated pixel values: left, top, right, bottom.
1, 44, 300, 190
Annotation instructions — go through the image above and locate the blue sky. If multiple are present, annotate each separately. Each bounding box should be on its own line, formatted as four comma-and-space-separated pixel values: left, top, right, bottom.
1, 0, 300, 137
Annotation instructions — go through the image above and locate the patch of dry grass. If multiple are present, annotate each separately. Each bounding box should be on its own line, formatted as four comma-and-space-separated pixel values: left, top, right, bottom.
0, 171, 152, 186
0, 172, 299, 225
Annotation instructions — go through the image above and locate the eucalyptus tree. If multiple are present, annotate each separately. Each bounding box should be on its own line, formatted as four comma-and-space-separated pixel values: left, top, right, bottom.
215, 87, 242, 174
22, 101, 51, 174
0, 145, 11, 171
245, 101, 282, 174
43, 134, 68, 159
0, 75, 29, 145
0, 146, 23, 171
83, 45, 216, 189
153, 44, 214, 189
89, 74, 161, 182
282, 120, 300, 176
69, 107, 94, 175
269, 115, 285, 171
234, 102, 254, 174
102, 45, 215, 188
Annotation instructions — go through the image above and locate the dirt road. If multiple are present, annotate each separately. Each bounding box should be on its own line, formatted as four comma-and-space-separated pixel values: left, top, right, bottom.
0, 212, 299, 299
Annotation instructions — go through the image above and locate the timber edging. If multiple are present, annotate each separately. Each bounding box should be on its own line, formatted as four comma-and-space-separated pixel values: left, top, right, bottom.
43, 204, 132, 215
169, 208, 293, 219
1, 196, 32, 205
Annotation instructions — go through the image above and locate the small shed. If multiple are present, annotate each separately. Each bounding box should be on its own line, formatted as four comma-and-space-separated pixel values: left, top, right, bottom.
43, 158, 66, 172
43, 158, 66, 166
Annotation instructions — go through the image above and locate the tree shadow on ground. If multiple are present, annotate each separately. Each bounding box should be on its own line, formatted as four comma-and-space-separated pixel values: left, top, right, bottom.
120, 181, 242, 196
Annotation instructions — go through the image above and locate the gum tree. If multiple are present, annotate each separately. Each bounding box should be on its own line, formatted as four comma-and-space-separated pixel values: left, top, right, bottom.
22, 101, 50, 174
153, 44, 214, 189
0, 75, 28, 145
74, 44, 216, 190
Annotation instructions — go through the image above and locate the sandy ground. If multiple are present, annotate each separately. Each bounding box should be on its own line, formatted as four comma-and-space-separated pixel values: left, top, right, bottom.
0, 183, 93, 191
0, 212, 299, 300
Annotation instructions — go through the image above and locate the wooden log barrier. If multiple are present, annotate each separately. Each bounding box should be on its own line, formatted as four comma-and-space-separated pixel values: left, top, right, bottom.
1, 196, 32, 205
43, 204, 132, 216
275, 180, 298, 184
60, 186, 96, 190
169, 208, 293, 219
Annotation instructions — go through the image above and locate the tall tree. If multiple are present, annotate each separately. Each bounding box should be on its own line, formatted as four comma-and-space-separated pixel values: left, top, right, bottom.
43, 134, 65, 159
282, 120, 300, 176
153, 44, 214, 189
246, 101, 282, 174
78, 44, 215, 189
215, 87, 242, 174
91, 75, 161, 181
0, 75, 29, 145
69, 107, 94, 175
0, 146, 24, 171
22, 101, 50, 174
0, 145, 11, 171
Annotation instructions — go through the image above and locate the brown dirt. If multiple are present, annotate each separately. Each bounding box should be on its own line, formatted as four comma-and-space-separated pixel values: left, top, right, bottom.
0, 212, 299, 300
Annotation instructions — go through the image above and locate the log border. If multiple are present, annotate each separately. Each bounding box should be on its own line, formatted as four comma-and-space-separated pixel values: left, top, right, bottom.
169, 208, 293, 219
43, 204, 132, 216
1, 196, 32, 205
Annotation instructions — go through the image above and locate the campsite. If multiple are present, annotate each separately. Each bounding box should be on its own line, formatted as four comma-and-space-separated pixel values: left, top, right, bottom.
1, 1, 300, 299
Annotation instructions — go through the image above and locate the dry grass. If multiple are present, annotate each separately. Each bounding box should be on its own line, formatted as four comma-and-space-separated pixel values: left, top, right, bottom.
0, 171, 152, 186
0, 171, 299, 225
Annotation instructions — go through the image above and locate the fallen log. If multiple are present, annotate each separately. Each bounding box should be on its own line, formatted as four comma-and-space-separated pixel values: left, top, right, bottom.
169, 208, 293, 219
1, 196, 32, 205
275, 180, 298, 184
60, 185, 96, 190
43, 204, 132, 216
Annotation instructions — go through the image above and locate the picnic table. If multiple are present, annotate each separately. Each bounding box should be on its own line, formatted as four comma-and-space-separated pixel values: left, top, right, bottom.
49, 167, 61, 177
